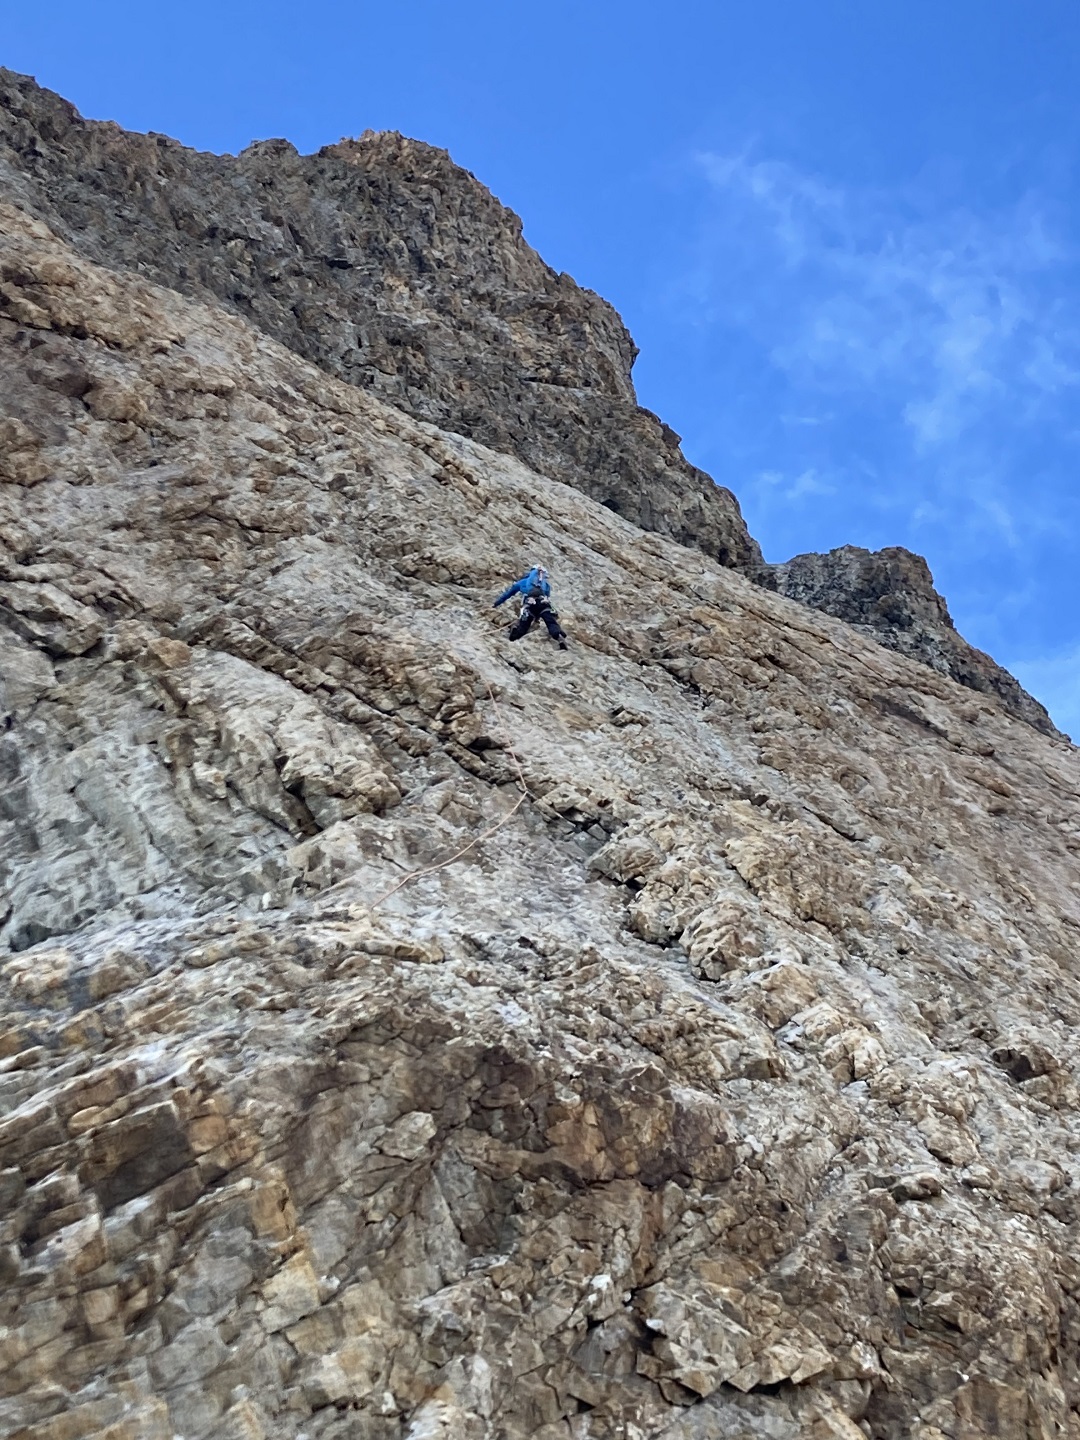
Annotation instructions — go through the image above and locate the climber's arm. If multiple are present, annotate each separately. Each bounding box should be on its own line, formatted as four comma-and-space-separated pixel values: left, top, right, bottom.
493, 579, 522, 607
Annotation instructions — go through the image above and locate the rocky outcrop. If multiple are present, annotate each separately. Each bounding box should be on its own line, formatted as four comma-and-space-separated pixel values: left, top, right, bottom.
768, 545, 1060, 736
4, 197, 1080, 1439
0, 67, 760, 574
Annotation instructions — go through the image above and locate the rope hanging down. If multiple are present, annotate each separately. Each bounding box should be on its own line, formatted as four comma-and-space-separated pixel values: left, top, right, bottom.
370, 684, 530, 909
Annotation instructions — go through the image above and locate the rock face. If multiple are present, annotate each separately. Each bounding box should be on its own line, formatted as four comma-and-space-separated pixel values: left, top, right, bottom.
0, 67, 761, 575
0, 70, 1052, 737
769, 546, 1059, 736
4, 191, 1080, 1440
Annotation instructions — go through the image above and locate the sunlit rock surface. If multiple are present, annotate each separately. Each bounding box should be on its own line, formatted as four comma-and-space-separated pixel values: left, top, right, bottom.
3, 192, 1080, 1440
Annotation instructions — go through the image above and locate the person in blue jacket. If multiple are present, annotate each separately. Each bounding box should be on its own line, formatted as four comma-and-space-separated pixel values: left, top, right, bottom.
493, 564, 568, 648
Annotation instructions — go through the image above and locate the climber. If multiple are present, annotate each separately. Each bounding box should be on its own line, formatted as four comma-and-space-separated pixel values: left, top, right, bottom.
493, 564, 568, 649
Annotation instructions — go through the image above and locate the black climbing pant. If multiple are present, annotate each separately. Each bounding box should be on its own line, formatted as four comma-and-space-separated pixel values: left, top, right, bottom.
509, 596, 565, 643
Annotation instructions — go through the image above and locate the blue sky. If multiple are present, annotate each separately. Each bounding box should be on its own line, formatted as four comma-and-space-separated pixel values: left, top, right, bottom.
7, 1, 1080, 733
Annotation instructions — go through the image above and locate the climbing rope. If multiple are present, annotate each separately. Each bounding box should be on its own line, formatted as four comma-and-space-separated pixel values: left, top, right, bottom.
369, 684, 530, 909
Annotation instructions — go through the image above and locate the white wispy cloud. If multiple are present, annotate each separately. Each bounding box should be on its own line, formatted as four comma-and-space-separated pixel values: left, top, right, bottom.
692, 149, 1080, 473
753, 466, 836, 515
667, 147, 1080, 733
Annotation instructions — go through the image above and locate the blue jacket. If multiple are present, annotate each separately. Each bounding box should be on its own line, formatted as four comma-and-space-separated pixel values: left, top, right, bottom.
494, 568, 551, 607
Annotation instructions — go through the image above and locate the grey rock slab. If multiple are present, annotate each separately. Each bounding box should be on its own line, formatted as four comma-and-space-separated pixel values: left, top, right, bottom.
1, 188, 1079, 1439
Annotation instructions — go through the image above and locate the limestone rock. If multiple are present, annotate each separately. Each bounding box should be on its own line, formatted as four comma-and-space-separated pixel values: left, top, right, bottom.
3, 106, 1080, 1440
0, 67, 760, 576
2, 69, 1051, 735
768, 544, 1059, 735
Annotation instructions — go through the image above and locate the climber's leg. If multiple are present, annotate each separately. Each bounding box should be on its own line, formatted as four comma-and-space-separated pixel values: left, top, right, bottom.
538, 602, 567, 645
508, 601, 536, 641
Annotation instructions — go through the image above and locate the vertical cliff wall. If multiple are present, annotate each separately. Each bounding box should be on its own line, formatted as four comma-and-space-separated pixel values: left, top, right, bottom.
2, 182, 1080, 1440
